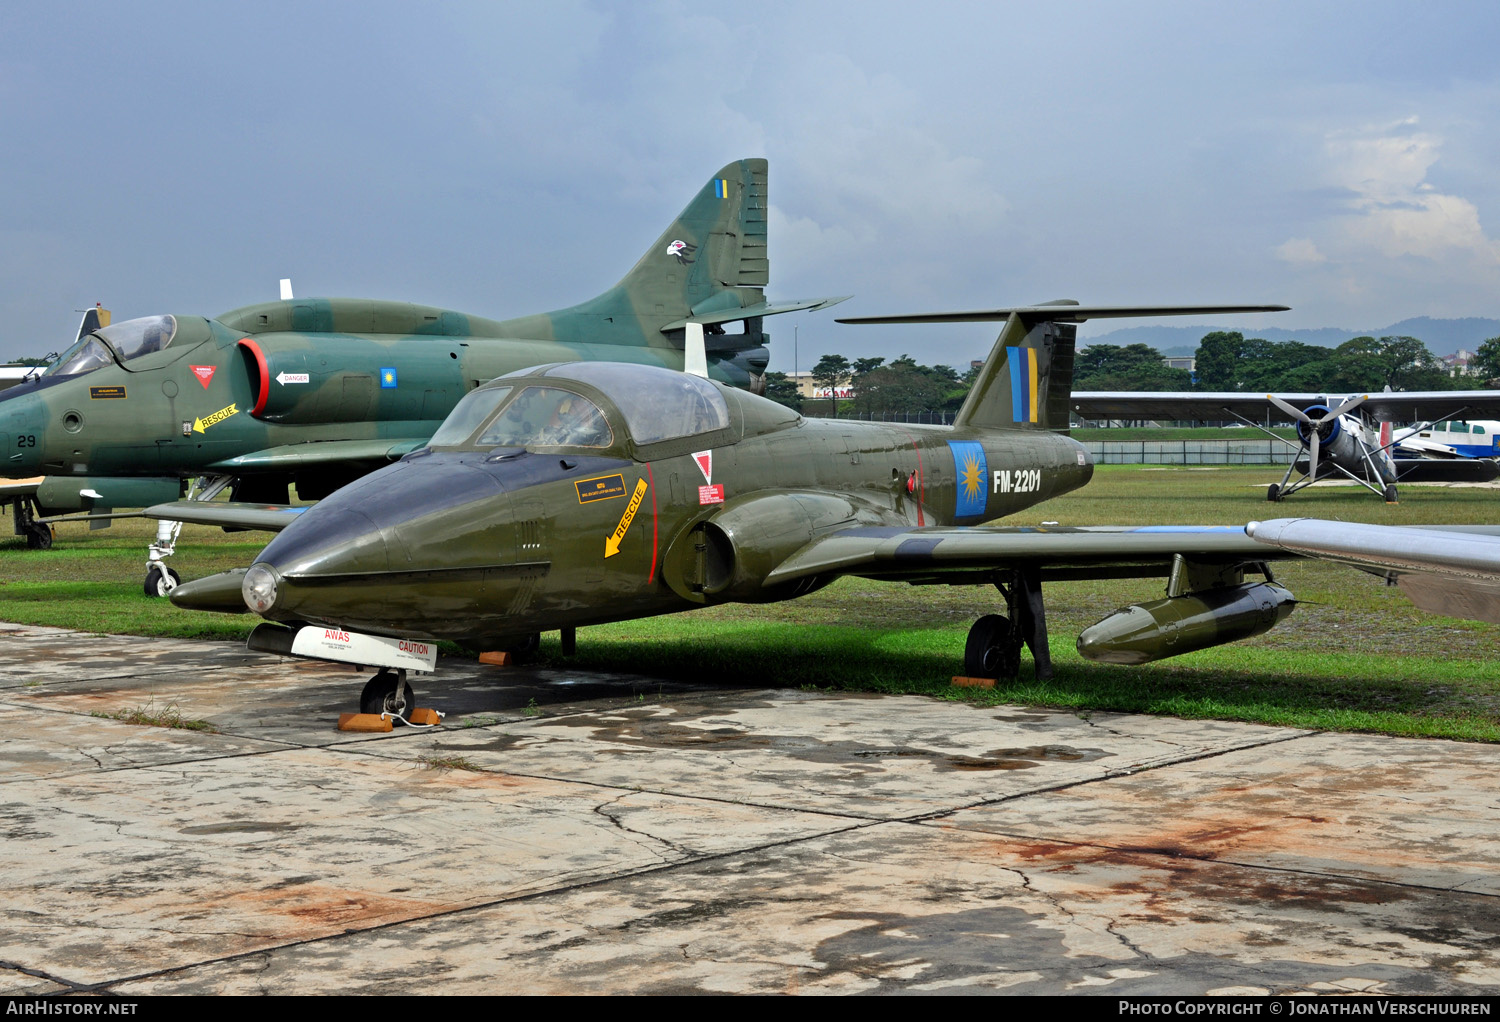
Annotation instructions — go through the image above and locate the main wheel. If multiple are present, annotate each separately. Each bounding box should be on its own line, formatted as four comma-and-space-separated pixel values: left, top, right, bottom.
964, 614, 1021, 679
144, 565, 181, 597
1266, 483, 1281, 502
25, 524, 53, 550
360, 671, 416, 721
1383, 484, 1398, 503
511, 632, 541, 663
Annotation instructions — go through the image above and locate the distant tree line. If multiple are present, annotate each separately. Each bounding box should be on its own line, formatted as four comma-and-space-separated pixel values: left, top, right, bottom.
767, 330, 1500, 416
766, 353, 973, 416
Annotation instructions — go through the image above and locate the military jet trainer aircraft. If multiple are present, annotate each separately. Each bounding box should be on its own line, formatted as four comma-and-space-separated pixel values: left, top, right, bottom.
1069, 389, 1500, 503
151, 300, 1303, 720
0, 158, 844, 593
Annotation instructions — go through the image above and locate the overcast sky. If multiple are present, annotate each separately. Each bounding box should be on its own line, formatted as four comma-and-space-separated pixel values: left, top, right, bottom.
3, 1, 1499, 368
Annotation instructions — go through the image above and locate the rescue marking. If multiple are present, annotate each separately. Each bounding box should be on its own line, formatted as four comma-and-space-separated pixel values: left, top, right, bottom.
605, 477, 648, 557
575, 473, 627, 504
698, 483, 724, 505
89, 386, 127, 400
190, 365, 216, 388
193, 403, 239, 433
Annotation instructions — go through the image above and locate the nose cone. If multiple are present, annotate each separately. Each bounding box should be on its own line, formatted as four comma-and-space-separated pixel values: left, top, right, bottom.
251, 455, 508, 633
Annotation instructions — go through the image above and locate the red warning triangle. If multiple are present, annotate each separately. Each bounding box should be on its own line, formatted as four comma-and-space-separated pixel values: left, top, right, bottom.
692, 450, 712, 484
191, 365, 216, 388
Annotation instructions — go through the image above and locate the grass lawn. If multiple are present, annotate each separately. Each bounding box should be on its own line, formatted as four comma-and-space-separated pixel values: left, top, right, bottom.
3, 465, 1497, 741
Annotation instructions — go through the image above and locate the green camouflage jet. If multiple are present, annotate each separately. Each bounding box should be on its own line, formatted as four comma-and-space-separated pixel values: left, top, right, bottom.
0, 158, 844, 593
152, 300, 1300, 718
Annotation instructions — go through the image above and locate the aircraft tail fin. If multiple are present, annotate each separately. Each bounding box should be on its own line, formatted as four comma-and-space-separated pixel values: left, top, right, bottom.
517, 159, 772, 352
839, 303, 1289, 432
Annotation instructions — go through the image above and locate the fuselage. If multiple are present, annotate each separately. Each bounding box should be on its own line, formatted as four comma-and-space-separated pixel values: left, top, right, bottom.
0, 304, 765, 508
240, 364, 1093, 647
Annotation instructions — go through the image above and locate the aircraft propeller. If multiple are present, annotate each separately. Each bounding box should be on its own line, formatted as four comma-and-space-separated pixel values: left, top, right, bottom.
1266, 394, 1366, 485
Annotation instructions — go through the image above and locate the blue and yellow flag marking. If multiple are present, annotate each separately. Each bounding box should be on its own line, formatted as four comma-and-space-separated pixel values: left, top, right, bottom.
948, 441, 988, 518
380, 367, 398, 389
1005, 347, 1039, 423
713, 178, 730, 198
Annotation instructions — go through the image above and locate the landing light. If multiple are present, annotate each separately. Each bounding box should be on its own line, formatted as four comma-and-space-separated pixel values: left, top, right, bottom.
242, 563, 280, 614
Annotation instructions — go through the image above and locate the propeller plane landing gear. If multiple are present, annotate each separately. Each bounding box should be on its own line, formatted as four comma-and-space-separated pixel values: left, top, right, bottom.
962, 567, 1052, 681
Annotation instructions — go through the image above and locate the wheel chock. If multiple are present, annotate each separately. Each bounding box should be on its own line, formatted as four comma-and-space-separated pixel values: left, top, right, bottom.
338, 712, 394, 733
407, 707, 442, 726
478, 651, 516, 666
951, 675, 997, 688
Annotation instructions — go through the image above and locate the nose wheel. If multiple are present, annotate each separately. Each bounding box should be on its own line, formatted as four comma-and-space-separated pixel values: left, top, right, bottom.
360, 669, 416, 723
144, 564, 181, 597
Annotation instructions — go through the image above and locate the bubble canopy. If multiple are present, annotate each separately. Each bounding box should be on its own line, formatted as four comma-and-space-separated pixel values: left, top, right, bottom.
428, 363, 732, 451
46, 315, 179, 377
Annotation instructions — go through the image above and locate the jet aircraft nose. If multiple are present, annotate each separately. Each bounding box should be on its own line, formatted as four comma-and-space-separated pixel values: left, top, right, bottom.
246, 453, 511, 632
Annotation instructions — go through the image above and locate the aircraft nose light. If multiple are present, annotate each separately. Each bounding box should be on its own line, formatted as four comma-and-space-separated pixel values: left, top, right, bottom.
242, 563, 280, 614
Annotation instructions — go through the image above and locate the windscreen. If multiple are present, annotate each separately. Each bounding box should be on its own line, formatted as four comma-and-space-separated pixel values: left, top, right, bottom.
477, 387, 612, 448
45, 337, 115, 377
427, 387, 513, 446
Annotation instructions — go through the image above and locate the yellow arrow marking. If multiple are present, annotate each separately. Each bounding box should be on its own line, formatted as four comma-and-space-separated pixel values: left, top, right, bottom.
605, 478, 648, 558
192, 403, 239, 434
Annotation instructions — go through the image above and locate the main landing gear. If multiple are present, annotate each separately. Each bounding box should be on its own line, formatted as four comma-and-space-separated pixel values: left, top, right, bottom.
962, 566, 1052, 681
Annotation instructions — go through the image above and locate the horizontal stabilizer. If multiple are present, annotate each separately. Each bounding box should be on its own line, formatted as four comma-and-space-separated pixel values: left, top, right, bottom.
838, 304, 1289, 325
663, 295, 851, 332
144, 501, 308, 533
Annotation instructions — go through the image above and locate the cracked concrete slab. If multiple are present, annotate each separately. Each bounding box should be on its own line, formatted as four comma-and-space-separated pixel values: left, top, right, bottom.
940, 731, 1500, 895
0, 626, 1495, 996
109, 823, 1500, 996
350, 693, 1307, 819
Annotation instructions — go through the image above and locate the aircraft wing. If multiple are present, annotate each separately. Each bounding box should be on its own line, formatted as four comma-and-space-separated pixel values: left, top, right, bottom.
1247, 518, 1500, 624
1072, 390, 1500, 423
0, 477, 42, 501
765, 524, 1292, 586
204, 438, 429, 473
143, 501, 308, 533
837, 304, 1289, 325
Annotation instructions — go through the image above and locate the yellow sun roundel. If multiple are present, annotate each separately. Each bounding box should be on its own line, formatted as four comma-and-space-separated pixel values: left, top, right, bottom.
948, 440, 989, 517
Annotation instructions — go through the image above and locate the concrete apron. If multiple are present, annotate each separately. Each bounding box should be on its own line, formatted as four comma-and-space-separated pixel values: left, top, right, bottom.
0, 623, 1496, 996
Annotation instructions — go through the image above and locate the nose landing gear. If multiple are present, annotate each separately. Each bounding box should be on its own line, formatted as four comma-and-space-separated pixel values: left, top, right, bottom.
360, 669, 415, 721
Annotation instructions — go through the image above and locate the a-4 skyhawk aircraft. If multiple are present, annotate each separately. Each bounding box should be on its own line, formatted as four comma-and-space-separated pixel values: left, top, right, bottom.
0, 158, 844, 593
152, 300, 1305, 720
1068, 389, 1500, 503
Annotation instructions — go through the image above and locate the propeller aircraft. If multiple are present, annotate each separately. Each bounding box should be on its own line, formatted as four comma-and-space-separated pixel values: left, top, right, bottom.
1069, 389, 1500, 503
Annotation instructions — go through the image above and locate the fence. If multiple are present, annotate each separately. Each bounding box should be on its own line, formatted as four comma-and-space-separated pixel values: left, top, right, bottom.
1084, 440, 1293, 465
804, 410, 955, 425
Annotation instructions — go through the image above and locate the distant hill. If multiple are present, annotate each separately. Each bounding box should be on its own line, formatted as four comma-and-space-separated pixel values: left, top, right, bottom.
1085, 317, 1500, 357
